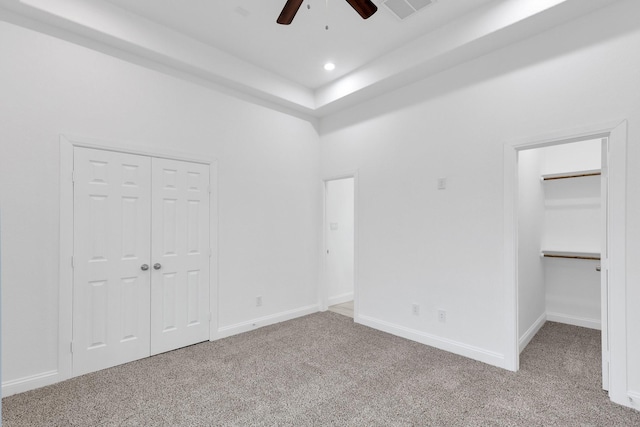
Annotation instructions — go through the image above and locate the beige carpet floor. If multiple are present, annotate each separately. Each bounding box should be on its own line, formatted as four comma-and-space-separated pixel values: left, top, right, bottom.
3, 312, 640, 426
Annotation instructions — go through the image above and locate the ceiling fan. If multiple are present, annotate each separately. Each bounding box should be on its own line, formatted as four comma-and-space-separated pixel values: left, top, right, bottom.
277, 0, 378, 25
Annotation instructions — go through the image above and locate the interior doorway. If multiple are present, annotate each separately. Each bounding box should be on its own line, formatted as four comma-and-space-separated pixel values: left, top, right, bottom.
514, 135, 609, 390
505, 119, 629, 406
323, 176, 355, 319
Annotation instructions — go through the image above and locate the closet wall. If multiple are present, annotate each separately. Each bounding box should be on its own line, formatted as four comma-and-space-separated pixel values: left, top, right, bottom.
518, 139, 602, 349
518, 149, 546, 347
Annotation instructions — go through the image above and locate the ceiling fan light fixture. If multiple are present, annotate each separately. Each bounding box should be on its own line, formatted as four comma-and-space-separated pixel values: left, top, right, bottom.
324, 62, 336, 71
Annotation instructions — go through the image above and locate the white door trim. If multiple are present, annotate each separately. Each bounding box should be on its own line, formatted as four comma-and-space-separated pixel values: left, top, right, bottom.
60, 133, 214, 164
321, 171, 359, 320
606, 121, 628, 406
503, 120, 627, 405
59, 134, 219, 384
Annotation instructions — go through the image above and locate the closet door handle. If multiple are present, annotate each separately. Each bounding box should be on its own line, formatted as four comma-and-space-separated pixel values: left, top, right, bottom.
596, 265, 601, 272
141, 264, 149, 271
153, 263, 162, 270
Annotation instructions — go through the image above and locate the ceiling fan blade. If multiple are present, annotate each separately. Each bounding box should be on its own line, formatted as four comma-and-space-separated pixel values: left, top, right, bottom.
277, 0, 304, 25
344, 0, 378, 19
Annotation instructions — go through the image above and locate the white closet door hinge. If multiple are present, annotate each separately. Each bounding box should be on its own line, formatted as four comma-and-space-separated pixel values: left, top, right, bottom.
72, 170, 77, 183
209, 313, 212, 322
208, 185, 212, 194
70, 342, 74, 354
71, 256, 75, 268
209, 248, 213, 258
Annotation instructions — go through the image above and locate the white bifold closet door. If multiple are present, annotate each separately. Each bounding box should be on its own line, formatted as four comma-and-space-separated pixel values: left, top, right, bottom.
150, 158, 210, 355
73, 148, 152, 376
72, 147, 209, 376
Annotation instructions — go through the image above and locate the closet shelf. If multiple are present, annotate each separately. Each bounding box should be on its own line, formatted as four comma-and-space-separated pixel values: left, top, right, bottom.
541, 250, 600, 260
541, 169, 601, 181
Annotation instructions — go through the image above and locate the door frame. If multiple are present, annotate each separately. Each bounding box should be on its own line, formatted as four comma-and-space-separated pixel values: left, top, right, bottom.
503, 120, 627, 401
59, 134, 218, 382
320, 171, 359, 319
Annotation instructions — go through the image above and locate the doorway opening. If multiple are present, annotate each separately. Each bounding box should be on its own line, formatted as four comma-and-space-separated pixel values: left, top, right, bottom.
505, 120, 628, 406
514, 135, 610, 391
323, 176, 356, 319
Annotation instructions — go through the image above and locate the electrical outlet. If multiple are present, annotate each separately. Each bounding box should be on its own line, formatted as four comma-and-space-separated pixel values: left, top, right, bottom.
256, 296, 262, 307
412, 304, 420, 316
438, 310, 447, 323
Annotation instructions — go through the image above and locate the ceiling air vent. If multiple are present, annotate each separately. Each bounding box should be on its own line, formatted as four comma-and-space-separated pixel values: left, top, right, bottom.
382, 0, 435, 20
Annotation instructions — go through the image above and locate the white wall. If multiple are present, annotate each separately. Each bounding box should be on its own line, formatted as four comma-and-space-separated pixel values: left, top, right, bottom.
325, 178, 354, 305
517, 149, 545, 350
540, 139, 602, 176
540, 139, 602, 253
0, 21, 320, 392
319, 0, 640, 373
542, 175, 601, 253
544, 257, 600, 327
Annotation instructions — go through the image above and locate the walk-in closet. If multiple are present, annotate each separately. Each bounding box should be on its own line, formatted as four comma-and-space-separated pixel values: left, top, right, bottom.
518, 138, 604, 353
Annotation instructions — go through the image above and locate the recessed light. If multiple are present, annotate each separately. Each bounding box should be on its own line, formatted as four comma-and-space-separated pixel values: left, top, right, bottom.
324, 62, 336, 71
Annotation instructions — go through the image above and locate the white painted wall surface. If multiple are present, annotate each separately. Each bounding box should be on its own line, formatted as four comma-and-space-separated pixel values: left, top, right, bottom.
540, 139, 602, 254
544, 257, 600, 327
325, 178, 354, 305
517, 149, 545, 348
319, 0, 640, 371
542, 175, 601, 253
0, 22, 320, 391
540, 139, 601, 176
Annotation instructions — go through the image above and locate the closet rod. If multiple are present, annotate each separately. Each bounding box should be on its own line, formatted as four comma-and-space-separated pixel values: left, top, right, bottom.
542, 171, 601, 181
542, 253, 600, 261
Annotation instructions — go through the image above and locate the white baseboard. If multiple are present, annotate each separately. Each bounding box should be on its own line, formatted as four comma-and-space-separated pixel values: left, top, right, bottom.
2, 370, 60, 397
627, 391, 640, 410
356, 314, 505, 369
519, 312, 546, 353
546, 312, 600, 330
215, 304, 319, 340
328, 292, 353, 306
611, 390, 640, 411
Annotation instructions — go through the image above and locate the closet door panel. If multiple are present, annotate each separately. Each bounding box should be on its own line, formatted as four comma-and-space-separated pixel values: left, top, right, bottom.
73, 147, 152, 376
150, 158, 210, 355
